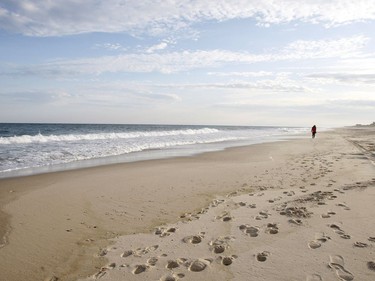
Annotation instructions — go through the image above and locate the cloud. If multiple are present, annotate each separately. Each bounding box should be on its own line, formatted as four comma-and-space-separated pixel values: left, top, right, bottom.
207, 71, 274, 77
306, 73, 375, 85
327, 99, 375, 108
94, 43, 126, 51
214, 98, 375, 113
0, 85, 180, 109
174, 79, 311, 93
146, 42, 168, 53
0, 90, 74, 104
282, 36, 369, 59
1, 36, 367, 76
1, 1, 375, 37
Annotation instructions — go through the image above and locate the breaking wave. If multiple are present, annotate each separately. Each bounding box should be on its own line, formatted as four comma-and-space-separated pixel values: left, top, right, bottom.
0, 128, 220, 145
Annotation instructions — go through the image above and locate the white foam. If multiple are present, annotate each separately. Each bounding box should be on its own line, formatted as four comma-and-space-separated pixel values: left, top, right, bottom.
0, 126, 309, 176
0, 128, 220, 145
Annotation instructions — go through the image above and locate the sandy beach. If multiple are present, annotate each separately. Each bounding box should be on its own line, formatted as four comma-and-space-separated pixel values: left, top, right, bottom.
0, 127, 374, 281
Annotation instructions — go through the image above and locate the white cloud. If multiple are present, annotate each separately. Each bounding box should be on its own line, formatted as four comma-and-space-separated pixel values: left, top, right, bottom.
94, 43, 125, 51
173, 79, 312, 93
327, 99, 375, 108
0, 89, 75, 104
146, 42, 168, 53
1, 1, 375, 37
282, 36, 369, 59
0, 83, 181, 108
1, 36, 368, 76
306, 73, 375, 85
207, 71, 274, 77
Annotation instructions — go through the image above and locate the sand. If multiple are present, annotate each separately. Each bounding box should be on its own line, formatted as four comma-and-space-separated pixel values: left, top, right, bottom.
0, 127, 374, 281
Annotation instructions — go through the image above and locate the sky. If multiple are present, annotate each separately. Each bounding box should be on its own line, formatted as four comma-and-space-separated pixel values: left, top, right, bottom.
0, 0, 375, 127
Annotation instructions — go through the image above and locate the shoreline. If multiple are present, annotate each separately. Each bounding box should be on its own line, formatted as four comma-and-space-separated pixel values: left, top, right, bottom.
0, 131, 307, 180
0, 127, 374, 280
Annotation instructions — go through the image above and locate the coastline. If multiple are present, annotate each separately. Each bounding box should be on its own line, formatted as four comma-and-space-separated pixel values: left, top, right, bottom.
0, 127, 374, 280
0, 129, 306, 180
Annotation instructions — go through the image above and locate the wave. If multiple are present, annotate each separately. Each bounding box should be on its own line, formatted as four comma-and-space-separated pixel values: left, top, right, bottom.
0, 128, 220, 145
0, 135, 240, 173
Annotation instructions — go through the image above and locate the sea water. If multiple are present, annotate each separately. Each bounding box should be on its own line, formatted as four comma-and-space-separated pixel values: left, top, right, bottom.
0, 123, 308, 178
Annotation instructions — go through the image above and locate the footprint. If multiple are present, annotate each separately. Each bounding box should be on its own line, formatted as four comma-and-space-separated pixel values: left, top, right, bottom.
220, 255, 237, 266
321, 211, 336, 219
93, 263, 116, 279
255, 210, 270, 220
308, 240, 322, 249
183, 234, 204, 244
213, 244, 226, 254
256, 251, 270, 262
239, 225, 259, 237
197, 208, 209, 215
98, 248, 108, 257
328, 255, 354, 281
368, 237, 375, 242
368, 261, 375, 271
210, 199, 225, 207
147, 257, 158, 266
121, 250, 133, 258
329, 223, 342, 231
287, 191, 295, 196
176, 258, 189, 266
155, 227, 167, 236
222, 256, 233, 266
45, 276, 59, 281
133, 264, 148, 274
288, 218, 303, 225
306, 274, 323, 281
93, 270, 107, 279
336, 203, 351, 210
166, 227, 177, 233
139, 245, 159, 256
246, 226, 260, 237
280, 206, 312, 218
155, 227, 178, 237
160, 275, 176, 281
265, 223, 279, 234
105, 263, 116, 270
160, 273, 185, 281
308, 233, 330, 249
316, 233, 331, 243
329, 224, 351, 239
188, 259, 210, 272
237, 202, 247, 207
209, 236, 233, 254
166, 260, 179, 269
227, 191, 238, 197
216, 212, 233, 222
353, 242, 368, 248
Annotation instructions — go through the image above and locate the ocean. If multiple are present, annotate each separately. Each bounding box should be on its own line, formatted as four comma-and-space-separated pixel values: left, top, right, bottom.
0, 123, 308, 178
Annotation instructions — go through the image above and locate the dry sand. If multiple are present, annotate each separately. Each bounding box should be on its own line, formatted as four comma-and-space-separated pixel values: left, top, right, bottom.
0, 127, 374, 281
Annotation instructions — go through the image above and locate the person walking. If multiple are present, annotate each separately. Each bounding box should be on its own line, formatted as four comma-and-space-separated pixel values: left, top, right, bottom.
311, 125, 317, 138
